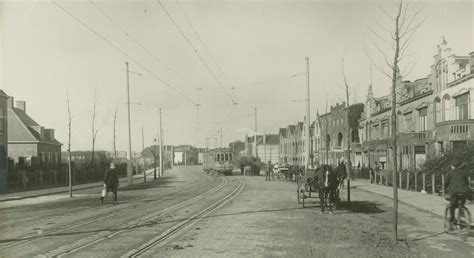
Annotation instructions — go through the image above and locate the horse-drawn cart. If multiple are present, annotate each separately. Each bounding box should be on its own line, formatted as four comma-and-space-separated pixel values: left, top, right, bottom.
296, 165, 343, 212
296, 168, 319, 208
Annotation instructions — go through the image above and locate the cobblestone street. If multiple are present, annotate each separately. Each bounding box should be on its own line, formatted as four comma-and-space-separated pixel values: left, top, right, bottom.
1, 167, 472, 257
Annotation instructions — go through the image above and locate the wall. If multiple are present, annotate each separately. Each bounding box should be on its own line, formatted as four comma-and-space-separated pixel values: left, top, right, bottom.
0, 96, 7, 191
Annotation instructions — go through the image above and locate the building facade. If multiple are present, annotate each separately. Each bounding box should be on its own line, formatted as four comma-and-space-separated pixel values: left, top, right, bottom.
358, 39, 473, 171
7, 97, 62, 167
0, 90, 8, 191
244, 134, 279, 164
317, 102, 364, 167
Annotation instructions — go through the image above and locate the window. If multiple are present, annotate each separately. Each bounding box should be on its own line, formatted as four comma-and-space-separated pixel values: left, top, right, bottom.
455, 93, 469, 120
0, 107, 4, 133
404, 112, 413, 132
418, 107, 427, 132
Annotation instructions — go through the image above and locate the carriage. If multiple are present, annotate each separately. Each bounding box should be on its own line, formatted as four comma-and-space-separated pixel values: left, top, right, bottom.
297, 165, 342, 211
296, 167, 319, 208
202, 148, 234, 175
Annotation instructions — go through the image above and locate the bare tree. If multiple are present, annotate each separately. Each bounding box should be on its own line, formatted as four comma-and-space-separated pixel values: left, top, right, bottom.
66, 91, 73, 198
91, 91, 100, 171
364, 0, 423, 240
113, 105, 118, 160
341, 58, 352, 204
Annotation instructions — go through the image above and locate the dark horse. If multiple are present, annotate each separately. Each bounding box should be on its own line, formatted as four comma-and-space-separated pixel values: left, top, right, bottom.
318, 165, 338, 213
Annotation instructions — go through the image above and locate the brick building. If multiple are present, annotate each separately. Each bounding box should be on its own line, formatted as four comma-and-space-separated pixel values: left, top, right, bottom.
7, 97, 62, 167
316, 102, 364, 167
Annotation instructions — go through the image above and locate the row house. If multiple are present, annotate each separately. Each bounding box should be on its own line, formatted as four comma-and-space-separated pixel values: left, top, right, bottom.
315, 102, 364, 167
278, 119, 314, 167
278, 123, 302, 166
7, 97, 62, 168
359, 39, 473, 171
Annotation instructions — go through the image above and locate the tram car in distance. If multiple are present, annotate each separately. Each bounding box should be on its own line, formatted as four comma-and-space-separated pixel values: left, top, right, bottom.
203, 148, 234, 175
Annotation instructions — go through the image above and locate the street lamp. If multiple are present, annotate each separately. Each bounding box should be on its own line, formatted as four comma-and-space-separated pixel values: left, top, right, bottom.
154, 138, 157, 180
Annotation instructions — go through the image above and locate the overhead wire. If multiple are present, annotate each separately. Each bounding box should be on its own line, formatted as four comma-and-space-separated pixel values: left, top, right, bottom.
154, 0, 236, 105
88, 0, 180, 77
51, 0, 197, 106
174, 0, 238, 104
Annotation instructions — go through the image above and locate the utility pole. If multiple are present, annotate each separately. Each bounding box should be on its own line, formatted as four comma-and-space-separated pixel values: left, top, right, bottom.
142, 124, 146, 183
218, 128, 223, 148
305, 57, 311, 174
182, 146, 185, 166
154, 138, 157, 180
126, 62, 133, 186
254, 107, 258, 159
159, 107, 164, 177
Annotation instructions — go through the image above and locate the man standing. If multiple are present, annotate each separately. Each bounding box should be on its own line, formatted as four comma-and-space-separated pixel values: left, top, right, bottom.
337, 158, 347, 187
101, 162, 119, 204
266, 161, 272, 181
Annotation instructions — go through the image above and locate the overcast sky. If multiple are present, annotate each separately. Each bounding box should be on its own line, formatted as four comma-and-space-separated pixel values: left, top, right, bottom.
1, 0, 472, 152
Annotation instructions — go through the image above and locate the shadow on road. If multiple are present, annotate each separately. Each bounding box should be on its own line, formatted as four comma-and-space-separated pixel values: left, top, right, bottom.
338, 201, 386, 214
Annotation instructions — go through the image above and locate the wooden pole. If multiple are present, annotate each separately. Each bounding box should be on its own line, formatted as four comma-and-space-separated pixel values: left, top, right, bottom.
431, 174, 435, 194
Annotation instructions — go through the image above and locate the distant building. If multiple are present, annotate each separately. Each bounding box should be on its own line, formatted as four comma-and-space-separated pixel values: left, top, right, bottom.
197, 148, 206, 164
0, 90, 9, 191
7, 97, 62, 167
174, 145, 198, 165
244, 134, 279, 164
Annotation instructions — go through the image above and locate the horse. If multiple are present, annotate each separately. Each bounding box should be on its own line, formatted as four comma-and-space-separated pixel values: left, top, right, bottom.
318, 165, 338, 213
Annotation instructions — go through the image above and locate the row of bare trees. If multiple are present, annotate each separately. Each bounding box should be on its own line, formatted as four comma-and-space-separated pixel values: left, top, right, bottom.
66, 91, 120, 198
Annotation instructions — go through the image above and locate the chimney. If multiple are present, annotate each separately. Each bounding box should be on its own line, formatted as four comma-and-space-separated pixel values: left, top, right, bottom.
16, 101, 26, 112
44, 129, 55, 140
7, 97, 14, 109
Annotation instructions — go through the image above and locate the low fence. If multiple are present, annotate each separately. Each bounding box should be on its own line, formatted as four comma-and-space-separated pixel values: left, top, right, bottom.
352, 167, 473, 196
5, 163, 131, 193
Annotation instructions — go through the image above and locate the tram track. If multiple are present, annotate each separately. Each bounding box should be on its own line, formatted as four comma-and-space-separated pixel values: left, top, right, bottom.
127, 177, 245, 257
42, 176, 230, 257
0, 169, 213, 250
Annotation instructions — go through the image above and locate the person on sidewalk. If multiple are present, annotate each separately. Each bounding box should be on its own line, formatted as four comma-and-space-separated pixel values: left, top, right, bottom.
101, 162, 119, 204
266, 161, 272, 181
444, 159, 471, 224
337, 158, 347, 188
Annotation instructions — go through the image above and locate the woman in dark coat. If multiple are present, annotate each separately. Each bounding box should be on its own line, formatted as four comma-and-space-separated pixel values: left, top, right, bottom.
101, 162, 119, 204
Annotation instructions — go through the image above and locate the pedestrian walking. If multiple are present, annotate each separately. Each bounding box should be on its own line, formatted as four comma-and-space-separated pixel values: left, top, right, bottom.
101, 162, 119, 204
375, 161, 383, 184
369, 166, 375, 184
266, 161, 272, 181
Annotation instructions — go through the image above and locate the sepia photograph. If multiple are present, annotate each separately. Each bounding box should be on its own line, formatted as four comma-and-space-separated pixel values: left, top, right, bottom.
0, 0, 473, 257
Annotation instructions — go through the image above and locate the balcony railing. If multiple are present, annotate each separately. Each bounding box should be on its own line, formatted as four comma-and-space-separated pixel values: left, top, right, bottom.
435, 119, 474, 141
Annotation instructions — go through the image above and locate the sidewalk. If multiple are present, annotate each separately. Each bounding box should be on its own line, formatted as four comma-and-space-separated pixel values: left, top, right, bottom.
351, 179, 474, 218
0, 168, 161, 202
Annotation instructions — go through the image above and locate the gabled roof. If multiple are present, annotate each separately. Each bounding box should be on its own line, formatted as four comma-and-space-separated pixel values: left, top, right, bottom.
288, 125, 296, 135
8, 107, 61, 145
0, 90, 8, 98
13, 108, 38, 127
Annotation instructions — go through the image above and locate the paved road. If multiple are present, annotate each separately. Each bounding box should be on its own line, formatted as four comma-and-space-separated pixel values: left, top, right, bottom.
0, 166, 472, 257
